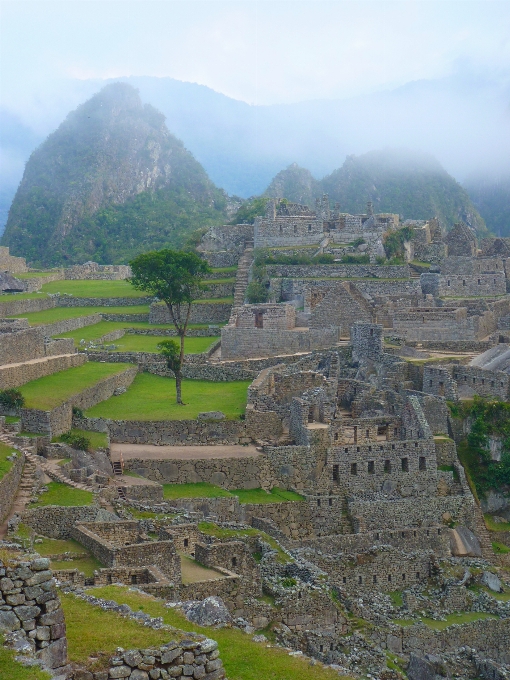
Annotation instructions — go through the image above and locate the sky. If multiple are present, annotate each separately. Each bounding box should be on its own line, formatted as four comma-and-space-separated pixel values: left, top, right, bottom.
2, 0, 510, 110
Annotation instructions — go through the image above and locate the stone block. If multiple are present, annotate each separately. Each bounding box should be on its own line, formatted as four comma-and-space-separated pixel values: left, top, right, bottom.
109, 667, 132, 679
14, 604, 41, 621
37, 637, 68, 669
0, 609, 21, 632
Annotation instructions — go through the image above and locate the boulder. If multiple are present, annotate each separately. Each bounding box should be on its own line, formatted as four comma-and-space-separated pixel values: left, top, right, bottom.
450, 526, 482, 557
481, 571, 503, 593
0, 610, 21, 632
407, 653, 447, 680
181, 596, 232, 627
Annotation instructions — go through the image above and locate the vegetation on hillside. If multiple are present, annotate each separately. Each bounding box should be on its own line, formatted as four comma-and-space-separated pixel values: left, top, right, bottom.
2, 83, 227, 266
450, 397, 510, 497
464, 173, 510, 237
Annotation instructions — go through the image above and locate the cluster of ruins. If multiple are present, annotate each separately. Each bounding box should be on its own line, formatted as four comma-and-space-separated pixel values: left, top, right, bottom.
0, 198, 509, 680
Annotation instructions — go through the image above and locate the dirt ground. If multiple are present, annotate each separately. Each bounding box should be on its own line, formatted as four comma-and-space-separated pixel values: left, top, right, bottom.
111, 443, 260, 461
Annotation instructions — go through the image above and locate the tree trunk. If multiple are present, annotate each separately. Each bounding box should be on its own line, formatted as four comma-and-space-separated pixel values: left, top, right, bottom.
175, 369, 183, 405
179, 331, 185, 368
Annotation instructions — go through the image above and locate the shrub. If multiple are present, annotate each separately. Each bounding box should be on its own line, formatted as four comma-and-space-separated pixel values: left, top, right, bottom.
340, 254, 370, 264
383, 225, 413, 260
0, 388, 25, 410
60, 431, 91, 451
72, 406, 84, 419
246, 281, 269, 304
281, 577, 297, 588
351, 237, 366, 248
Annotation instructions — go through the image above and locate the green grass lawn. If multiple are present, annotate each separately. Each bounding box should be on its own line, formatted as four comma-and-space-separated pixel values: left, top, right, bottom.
10, 305, 151, 325
54, 320, 213, 345
29, 481, 94, 507
109, 335, 218, 354
40, 279, 148, 297
0, 442, 17, 480
51, 555, 103, 577
162, 482, 233, 500
484, 514, 510, 532
232, 487, 305, 504
79, 586, 345, 680
34, 536, 86, 555
492, 541, 510, 555
85, 374, 250, 421
53, 428, 109, 451
0, 639, 52, 680
17, 271, 59, 278
210, 266, 237, 275
19, 361, 131, 409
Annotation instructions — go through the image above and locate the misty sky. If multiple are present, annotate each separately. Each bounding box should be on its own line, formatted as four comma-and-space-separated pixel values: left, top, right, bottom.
2, 0, 510, 111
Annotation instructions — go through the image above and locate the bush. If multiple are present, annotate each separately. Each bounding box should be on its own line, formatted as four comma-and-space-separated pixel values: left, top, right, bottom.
72, 406, 84, 419
351, 237, 366, 248
340, 254, 370, 264
0, 388, 25, 410
60, 431, 91, 451
245, 281, 269, 304
383, 225, 413, 260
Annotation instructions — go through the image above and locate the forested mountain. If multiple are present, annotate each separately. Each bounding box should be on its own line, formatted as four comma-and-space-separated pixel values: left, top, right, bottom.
464, 173, 510, 237
262, 150, 487, 233
1, 83, 227, 266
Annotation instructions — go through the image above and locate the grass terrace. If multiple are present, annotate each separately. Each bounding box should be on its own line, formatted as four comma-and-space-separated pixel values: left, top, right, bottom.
40, 279, 148, 297
0, 640, 52, 680
108, 334, 218, 354
75, 586, 344, 680
10, 305, 150, 325
53, 320, 216, 345
30, 535, 103, 576
28, 480, 94, 507
85, 373, 250, 421
0, 442, 17, 481
53, 428, 109, 451
16, 270, 60, 279
19, 361, 131, 410
232, 487, 305, 504
163, 482, 233, 499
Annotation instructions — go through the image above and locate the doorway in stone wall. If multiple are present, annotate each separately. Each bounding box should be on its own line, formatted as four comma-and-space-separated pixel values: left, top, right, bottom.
255, 311, 264, 328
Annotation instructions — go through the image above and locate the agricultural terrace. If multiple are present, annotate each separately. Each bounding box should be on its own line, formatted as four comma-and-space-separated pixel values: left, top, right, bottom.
9, 305, 151, 324
0, 442, 17, 481
52, 320, 220, 345
104, 334, 218, 354
19, 362, 131, 409
62, 587, 344, 680
85, 373, 250, 420
160, 482, 305, 503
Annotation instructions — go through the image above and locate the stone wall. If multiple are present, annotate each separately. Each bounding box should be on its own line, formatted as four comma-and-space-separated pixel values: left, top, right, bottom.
0, 451, 23, 522
0, 556, 67, 671
55, 295, 152, 307
0, 246, 28, 273
266, 264, 410, 279
108, 419, 248, 446
454, 365, 510, 400
0, 296, 55, 318
43, 313, 102, 338
22, 506, 100, 539
150, 302, 232, 324
421, 271, 506, 297
0, 326, 46, 365
0, 353, 86, 390
221, 326, 339, 360
63, 262, 131, 280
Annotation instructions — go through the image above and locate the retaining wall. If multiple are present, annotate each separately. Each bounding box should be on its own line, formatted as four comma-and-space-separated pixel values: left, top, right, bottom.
0, 451, 24, 522
150, 302, 232, 325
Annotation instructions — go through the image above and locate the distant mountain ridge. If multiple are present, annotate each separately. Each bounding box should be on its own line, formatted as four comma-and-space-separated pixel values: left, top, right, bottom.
2, 83, 227, 265
263, 151, 486, 233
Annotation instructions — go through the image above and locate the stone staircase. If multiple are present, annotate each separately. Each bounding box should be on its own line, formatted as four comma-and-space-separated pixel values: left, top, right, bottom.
233, 247, 254, 306
0, 436, 37, 538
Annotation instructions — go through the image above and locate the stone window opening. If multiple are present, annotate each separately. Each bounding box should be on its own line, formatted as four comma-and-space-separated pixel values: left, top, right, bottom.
351, 463, 358, 475
413, 530, 417, 537
416, 572, 420, 579
392, 444, 395, 450
184, 538, 189, 548
368, 461, 375, 474
329, 497, 333, 507
378, 424, 388, 440
429, 379, 433, 386
482, 379, 485, 385
320, 645, 324, 652
317, 498, 321, 507
368, 445, 372, 452
345, 447, 348, 453
403, 443, 406, 449
419, 456, 426, 471
491, 381, 495, 387
438, 529, 441, 535
334, 432, 338, 440
402, 573, 406, 581
298, 592, 302, 599
478, 279, 481, 285
473, 377, 476, 384
447, 280, 450, 286
463, 280, 466, 286
388, 574, 392, 582
401, 531, 406, 537
343, 576, 347, 583
375, 532, 380, 540
384, 459, 391, 473
358, 576, 362, 584
330, 644, 334, 651
255, 310, 264, 329
370, 328, 374, 336
373, 575, 377, 584
365, 429, 370, 439
401, 457, 409, 472
308, 224, 312, 232
464, 376, 467, 381
415, 442, 419, 447
356, 446, 360, 452
294, 225, 297, 234
394, 427, 398, 437
426, 530, 430, 536
353, 426, 358, 443
332, 464, 339, 482
232, 557, 237, 568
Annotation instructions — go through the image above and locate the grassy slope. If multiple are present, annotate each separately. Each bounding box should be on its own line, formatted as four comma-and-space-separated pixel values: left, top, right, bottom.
85, 373, 250, 420
29, 481, 94, 507
0, 641, 52, 680
109, 335, 218, 354
162, 483, 305, 503
74, 587, 345, 680
0, 442, 17, 481
19, 361, 131, 409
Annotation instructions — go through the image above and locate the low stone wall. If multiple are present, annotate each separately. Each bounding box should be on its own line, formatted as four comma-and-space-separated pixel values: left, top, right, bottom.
108, 419, 248, 446
147, 362, 257, 382
64, 262, 131, 280
150, 302, 232, 325
204, 251, 239, 267
91, 638, 226, 680
43, 313, 102, 338
20, 365, 138, 437
101, 313, 150, 322
22, 505, 99, 539
0, 296, 55, 318
0, 451, 23, 522
56, 295, 153, 307
221, 327, 340, 360
0, 556, 68, 671
266, 264, 410, 279
406, 340, 493, 352
0, 353, 86, 390
128, 327, 221, 337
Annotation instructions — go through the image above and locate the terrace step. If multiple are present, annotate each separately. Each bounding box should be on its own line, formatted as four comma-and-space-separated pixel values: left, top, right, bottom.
0, 352, 85, 390
233, 247, 254, 306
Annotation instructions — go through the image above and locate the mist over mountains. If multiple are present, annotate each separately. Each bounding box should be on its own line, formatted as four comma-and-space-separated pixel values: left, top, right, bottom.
1, 70, 509, 232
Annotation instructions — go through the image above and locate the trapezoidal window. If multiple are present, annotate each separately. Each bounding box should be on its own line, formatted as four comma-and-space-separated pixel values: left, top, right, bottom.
255, 311, 264, 328
401, 457, 409, 472
332, 464, 339, 482
368, 461, 375, 474
419, 456, 426, 471
350, 463, 358, 475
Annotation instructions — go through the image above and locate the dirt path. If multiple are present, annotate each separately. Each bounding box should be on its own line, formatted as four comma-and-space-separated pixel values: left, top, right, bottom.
110, 443, 261, 462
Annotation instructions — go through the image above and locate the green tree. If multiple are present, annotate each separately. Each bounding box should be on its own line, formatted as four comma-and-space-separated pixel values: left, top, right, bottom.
157, 340, 183, 403
129, 249, 211, 404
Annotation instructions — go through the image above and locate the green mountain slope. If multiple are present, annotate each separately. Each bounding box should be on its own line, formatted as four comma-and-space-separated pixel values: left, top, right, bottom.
263, 163, 321, 206
260, 149, 487, 234
2, 83, 227, 265
464, 173, 510, 237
